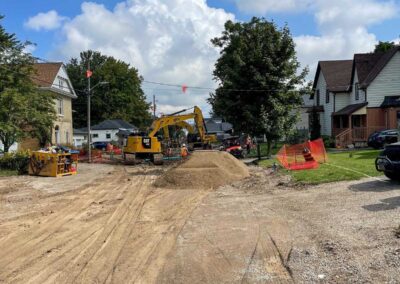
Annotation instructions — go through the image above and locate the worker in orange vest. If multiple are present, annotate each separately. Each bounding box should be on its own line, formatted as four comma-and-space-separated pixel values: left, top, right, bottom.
181, 143, 189, 158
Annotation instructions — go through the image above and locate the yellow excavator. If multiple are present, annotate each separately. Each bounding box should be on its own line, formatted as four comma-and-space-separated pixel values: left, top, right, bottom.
123, 106, 217, 164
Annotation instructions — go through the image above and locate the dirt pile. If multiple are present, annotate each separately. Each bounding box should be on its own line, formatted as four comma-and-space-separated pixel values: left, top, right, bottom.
155, 151, 250, 189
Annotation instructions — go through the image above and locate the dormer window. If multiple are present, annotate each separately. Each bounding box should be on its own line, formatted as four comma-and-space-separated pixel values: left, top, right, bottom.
355, 83, 359, 100
57, 76, 71, 93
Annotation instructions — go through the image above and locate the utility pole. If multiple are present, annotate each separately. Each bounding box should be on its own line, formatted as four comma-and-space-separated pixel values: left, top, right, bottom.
87, 58, 91, 163
153, 94, 156, 119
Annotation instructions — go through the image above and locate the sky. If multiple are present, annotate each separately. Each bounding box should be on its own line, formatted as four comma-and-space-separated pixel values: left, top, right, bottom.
1, 0, 400, 115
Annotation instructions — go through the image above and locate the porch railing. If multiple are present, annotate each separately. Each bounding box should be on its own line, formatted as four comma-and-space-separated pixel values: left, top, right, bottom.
335, 126, 386, 147
335, 128, 352, 147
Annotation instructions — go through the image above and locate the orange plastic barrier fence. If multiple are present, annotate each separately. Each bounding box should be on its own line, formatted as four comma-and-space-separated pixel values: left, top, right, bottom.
276, 138, 327, 170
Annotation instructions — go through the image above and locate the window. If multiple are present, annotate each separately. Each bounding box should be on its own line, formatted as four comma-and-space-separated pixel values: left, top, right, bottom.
316, 90, 320, 106
325, 88, 329, 104
106, 133, 111, 139
56, 98, 63, 115
92, 133, 99, 138
55, 125, 60, 144
355, 83, 359, 100
59, 79, 64, 90
57, 76, 71, 93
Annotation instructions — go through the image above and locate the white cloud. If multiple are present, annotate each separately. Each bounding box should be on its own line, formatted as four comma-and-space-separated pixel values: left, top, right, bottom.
25, 10, 67, 31
53, 0, 234, 114
233, 0, 313, 14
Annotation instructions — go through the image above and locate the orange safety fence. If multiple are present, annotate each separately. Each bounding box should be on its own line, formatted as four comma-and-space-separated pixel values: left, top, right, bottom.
276, 138, 327, 170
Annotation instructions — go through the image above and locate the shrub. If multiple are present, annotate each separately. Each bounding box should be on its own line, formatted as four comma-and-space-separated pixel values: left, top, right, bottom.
322, 135, 335, 148
286, 129, 309, 144
0, 151, 30, 174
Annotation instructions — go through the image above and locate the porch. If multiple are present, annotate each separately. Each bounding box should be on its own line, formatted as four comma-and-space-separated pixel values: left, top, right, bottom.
332, 103, 385, 147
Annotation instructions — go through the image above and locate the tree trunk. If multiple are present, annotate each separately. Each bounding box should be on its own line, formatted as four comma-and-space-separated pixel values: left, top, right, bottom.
266, 139, 272, 158
3, 143, 10, 153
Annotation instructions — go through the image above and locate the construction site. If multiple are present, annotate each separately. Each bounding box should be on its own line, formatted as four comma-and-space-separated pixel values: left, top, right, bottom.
0, 147, 400, 283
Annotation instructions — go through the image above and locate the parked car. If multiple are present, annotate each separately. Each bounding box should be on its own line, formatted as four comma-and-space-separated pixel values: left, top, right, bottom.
367, 129, 399, 149
375, 142, 400, 180
91, 141, 108, 150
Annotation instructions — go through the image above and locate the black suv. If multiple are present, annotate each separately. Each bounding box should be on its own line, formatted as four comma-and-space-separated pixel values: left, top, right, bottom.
376, 142, 400, 180
368, 129, 399, 149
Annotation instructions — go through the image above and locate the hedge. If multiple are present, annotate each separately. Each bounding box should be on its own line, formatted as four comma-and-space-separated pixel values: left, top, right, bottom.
0, 151, 30, 174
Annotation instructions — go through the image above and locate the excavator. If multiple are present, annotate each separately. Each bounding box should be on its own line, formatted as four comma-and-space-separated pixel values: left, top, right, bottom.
123, 106, 217, 164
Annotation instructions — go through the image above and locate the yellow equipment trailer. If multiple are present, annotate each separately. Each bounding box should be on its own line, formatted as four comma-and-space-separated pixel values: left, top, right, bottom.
29, 151, 78, 177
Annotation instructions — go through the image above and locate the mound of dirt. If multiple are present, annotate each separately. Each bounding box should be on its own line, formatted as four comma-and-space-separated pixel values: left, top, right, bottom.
154, 151, 249, 189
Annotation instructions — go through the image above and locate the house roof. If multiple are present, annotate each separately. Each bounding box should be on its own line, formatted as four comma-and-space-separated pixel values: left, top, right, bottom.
355, 46, 400, 88
32, 62, 63, 87
313, 60, 353, 92
91, 119, 137, 130
205, 119, 233, 133
380, 96, 400, 108
333, 102, 368, 116
73, 128, 87, 135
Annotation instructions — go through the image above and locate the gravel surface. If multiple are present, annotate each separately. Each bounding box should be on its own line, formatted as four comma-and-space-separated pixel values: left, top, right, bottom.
0, 162, 399, 283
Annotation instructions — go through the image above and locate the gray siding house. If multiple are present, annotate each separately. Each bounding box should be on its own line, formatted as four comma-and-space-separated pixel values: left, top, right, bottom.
309, 46, 400, 147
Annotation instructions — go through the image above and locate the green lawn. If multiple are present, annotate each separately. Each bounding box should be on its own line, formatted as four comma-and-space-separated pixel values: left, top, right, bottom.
0, 169, 18, 177
259, 149, 383, 185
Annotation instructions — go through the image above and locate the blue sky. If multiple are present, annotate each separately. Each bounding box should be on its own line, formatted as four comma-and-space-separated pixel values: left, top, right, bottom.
1, 0, 399, 114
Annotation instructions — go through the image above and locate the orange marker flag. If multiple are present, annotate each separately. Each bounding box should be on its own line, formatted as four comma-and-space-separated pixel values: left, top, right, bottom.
86, 70, 93, 78
182, 84, 187, 93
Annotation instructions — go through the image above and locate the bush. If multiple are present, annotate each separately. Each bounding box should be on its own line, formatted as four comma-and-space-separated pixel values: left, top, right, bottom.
322, 135, 335, 148
0, 151, 30, 174
286, 129, 309, 144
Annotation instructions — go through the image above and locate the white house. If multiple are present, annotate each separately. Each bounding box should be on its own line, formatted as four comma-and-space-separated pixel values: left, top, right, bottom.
308, 46, 400, 147
73, 119, 137, 147
73, 128, 87, 148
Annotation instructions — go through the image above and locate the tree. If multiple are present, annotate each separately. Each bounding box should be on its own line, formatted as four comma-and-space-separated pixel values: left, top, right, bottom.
0, 17, 56, 152
374, 41, 396, 53
209, 17, 307, 155
66, 50, 151, 129
309, 106, 321, 140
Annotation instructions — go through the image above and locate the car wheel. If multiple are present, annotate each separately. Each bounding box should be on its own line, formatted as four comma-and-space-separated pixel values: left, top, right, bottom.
384, 171, 400, 181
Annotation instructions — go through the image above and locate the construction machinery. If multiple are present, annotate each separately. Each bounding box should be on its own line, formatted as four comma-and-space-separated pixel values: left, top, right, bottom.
123, 106, 217, 164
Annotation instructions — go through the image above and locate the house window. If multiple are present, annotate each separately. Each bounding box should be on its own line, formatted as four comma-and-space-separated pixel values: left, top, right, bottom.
57, 76, 70, 92
316, 90, 320, 106
106, 133, 111, 139
325, 88, 329, 104
92, 133, 99, 138
55, 125, 60, 144
56, 98, 63, 115
355, 83, 359, 101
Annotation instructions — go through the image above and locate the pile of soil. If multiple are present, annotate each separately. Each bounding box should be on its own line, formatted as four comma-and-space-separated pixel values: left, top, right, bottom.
154, 151, 249, 189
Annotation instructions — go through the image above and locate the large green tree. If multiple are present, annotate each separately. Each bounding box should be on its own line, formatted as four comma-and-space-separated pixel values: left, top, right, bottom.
209, 17, 307, 155
374, 41, 396, 53
0, 17, 56, 152
66, 50, 151, 129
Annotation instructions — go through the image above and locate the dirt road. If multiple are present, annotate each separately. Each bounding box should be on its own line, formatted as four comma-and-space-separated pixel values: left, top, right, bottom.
0, 160, 399, 283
